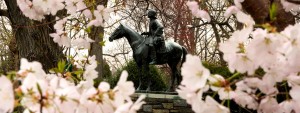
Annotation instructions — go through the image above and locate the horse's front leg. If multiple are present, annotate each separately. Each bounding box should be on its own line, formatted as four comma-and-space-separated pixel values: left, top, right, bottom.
144, 64, 151, 91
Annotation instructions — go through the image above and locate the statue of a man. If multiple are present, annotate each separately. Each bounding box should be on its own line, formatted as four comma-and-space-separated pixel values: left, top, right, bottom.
141, 9, 164, 65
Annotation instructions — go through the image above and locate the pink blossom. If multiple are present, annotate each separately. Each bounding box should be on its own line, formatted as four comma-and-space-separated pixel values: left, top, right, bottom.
114, 71, 135, 100
258, 96, 282, 113
290, 85, 300, 101
219, 28, 257, 75
236, 11, 255, 27
186, 1, 211, 22
234, 0, 244, 9
202, 96, 230, 113
279, 100, 300, 113
186, 1, 199, 15
72, 38, 94, 49
281, 0, 300, 12
233, 91, 258, 110
181, 54, 210, 91
224, 6, 240, 18
50, 32, 71, 47
0, 76, 14, 113
18, 58, 47, 78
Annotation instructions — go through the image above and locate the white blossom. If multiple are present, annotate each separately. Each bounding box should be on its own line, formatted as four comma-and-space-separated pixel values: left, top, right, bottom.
0, 76, 14, 113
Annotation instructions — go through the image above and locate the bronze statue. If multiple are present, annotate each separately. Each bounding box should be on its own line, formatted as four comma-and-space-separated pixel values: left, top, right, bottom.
141, 9, 165, 65
109, 23, 187, 92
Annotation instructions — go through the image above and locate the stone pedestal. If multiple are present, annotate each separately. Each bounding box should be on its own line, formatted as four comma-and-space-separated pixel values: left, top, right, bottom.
131, 92, 194, 113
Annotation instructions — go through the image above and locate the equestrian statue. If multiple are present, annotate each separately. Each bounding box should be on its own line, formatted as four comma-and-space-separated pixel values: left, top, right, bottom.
109, 9, 187, 92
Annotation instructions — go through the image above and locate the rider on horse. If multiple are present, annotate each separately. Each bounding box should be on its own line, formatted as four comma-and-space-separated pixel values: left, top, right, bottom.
141, 9, 165, 65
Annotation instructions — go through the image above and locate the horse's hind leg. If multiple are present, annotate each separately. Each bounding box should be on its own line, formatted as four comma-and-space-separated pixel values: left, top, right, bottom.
167, 63, 179, 92
136, 66, 142, 91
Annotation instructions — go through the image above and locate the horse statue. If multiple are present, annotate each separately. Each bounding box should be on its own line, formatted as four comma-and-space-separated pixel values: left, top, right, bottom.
109, 23, 187, 92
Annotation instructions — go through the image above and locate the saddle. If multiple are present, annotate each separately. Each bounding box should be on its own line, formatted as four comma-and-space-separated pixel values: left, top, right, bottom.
155, 39, 169, 53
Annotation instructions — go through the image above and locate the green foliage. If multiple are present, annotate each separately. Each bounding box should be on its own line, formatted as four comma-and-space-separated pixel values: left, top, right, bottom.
202, 62, 232, 78
107, 60, 167, 91
50, 60, 66, 73
103, 60, 112, 78
85, 27, 92, 33
270, 2, 277, 21
99, 41, 106, 46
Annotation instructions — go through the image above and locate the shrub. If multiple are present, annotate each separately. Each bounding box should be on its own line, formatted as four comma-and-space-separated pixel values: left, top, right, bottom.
107, 60, 167, 91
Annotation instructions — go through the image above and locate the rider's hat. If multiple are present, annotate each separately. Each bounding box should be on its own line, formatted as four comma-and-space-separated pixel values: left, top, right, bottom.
147, 9, 157, 19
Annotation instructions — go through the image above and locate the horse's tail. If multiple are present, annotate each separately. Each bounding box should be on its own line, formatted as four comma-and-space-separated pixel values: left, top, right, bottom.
180, 46, 188, 68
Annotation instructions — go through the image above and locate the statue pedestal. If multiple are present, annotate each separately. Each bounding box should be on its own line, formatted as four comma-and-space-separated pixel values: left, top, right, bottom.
132, 91, 193, 113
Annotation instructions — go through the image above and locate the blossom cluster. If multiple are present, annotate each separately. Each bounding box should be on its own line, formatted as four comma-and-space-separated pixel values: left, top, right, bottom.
186, 1, 211, 22
9, 0, 300, 113
0, 56, 145, 113
181, 0, 300, 113
17, 0, 113, 48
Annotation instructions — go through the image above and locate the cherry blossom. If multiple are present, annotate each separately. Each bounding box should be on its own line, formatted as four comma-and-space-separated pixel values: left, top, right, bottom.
50, 31, 71, 47
18, 58, 47, 78
186, 1, 211, 22
233, 91, 258, 110
281, 0, 300, 12
219, 28, 257, 75
114, 71, 135, 99
181, 54, 210, 91
258, 96, 282, 113
12, 0, 300, 112
0, 76, 14, 113
224, 6, 240, 18
236, 11, 255, 27
72, 37, 95, 49
65, 0, 86, 15
279, 100, 300, 113
17, 0, 45, 21
234, 0, 244, 9
87, 5, 114, 27
208, 74, 235, 100
201, 96, 230, 113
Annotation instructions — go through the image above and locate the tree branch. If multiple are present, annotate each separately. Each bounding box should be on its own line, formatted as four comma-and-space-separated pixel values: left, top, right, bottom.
103, 51, 131, 58
0, 9, 8, 17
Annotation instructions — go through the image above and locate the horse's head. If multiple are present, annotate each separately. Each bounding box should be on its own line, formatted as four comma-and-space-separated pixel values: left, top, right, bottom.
109, 24, 125, 42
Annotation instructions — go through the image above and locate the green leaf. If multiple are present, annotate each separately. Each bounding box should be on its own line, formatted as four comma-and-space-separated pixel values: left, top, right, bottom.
36, 83, 43, 95
99, 41, 106, 46
85, 27, 92, 33
6, 71, 17, 80
270, 2, 277, 21
99, 33, 104, 39
58, 60, 66, 73
73, 70, 84, 76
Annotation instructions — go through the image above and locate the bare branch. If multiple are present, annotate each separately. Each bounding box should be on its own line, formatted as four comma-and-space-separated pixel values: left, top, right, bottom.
103, 51, 131, 58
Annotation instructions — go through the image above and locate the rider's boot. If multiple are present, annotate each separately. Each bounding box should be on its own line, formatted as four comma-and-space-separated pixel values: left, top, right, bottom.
149, 46, 157, 65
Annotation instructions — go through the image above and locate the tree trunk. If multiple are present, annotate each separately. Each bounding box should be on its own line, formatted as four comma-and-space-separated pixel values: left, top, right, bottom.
89, 26, 104, 80
88, 0, 108, 79
4, 0, 64, 71
242, 0, 295, 31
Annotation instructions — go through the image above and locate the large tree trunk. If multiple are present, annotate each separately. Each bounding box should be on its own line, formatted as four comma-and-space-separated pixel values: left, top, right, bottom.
4, 0, 64, 71
242, 0, 295, 31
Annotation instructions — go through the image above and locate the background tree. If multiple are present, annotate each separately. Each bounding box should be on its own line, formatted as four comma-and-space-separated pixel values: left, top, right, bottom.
1, 0, 65, 71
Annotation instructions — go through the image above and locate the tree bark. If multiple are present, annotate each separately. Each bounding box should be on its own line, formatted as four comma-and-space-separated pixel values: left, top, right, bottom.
242, 0, 295, 31
4, 0, 64, 71
89, 26, 104, 79
88, 0, 108, 79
